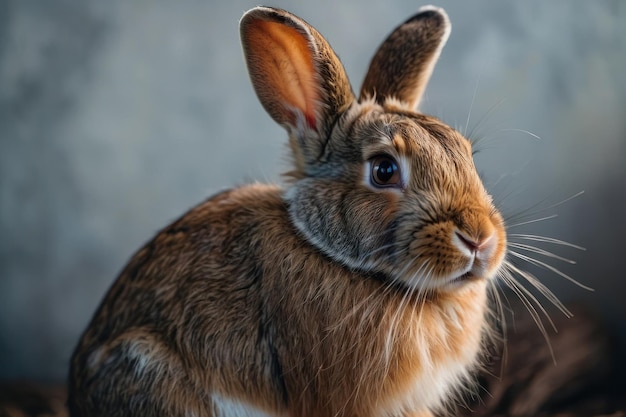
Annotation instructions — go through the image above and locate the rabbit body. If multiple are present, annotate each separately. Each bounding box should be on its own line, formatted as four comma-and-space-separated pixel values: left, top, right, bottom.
70, 184, 488, 417
70, 5, 506, 417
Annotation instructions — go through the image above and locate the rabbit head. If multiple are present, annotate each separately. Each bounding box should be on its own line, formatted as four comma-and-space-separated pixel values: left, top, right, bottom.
240, 6, 506, 292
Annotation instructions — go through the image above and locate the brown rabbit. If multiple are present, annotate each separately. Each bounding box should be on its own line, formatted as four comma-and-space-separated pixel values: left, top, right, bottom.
69, 5, 507, 417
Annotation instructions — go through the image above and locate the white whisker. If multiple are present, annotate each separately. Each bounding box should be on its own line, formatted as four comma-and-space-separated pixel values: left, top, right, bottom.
472, 127, 541, 155
463, 71, 481, 138
508, 234, 586, 251
501, 264, 559, 331
468, 98, 507, 147
504, 192, 584, 227
378, 258, 429, 389
504, 261, 571, 318
508, 250, 594, 291
541, 190, 585, 211
506, 214, 558, 229
486, 284, 507, 371
498, 267, 556, 363
508, 242, 576, 264
494, 128, 542, 141
492, 189, 587, 371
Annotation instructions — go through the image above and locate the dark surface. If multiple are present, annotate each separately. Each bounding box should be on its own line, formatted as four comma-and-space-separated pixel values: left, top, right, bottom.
0, 382, 67, 417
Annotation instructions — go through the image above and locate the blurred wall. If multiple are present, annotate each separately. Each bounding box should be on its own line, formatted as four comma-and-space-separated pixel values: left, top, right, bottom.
1, 0, 624, 381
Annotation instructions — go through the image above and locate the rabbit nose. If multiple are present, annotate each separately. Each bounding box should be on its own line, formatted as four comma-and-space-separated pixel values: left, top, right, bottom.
453, 229, 497, 258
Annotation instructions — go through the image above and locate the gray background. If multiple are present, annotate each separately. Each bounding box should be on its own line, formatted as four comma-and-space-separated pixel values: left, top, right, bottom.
1, 0, 624, 382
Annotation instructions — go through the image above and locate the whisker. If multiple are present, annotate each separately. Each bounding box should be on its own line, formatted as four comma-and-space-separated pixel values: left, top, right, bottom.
497, 128, 542, 141
501, 263, 559, 331
463, 70, 482, 138
504, 260, 572, 318
327, 251, 417, 333
490, 179, 523, 209
406, 261, 433, 328
468, 98, 507, 148
508, 242, 576, 264
541, 190, 585, 211
508, 250, 594, 291
508, 234, 586, 251
491, 280, 516, 319
487, 283, 508, 376
378, 259, 429, 387
506, 214, 558, 229
479, 128, 542, 143
492, 190, 586, 368
498, 267, 556, 363
504, 191, 585, 226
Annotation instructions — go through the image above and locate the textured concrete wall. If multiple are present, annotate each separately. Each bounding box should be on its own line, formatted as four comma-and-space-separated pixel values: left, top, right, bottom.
1, 0, 624, 381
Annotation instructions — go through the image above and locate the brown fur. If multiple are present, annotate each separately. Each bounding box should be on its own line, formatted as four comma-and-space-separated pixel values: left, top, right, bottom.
69, 6, 506, 417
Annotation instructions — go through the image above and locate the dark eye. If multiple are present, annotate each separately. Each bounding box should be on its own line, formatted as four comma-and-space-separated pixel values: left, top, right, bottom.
370, 155, 401, 188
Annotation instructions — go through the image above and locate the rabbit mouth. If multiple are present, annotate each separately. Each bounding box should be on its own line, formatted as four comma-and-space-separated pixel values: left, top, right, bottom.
456, 271, 473, 281
445, 271, 479, 288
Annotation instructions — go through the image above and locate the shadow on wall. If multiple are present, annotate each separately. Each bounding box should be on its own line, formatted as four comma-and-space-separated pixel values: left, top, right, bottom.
0, 0, 625, 383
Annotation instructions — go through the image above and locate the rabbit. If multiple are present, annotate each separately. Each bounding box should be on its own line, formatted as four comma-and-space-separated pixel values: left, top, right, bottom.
68, 5, 507, 417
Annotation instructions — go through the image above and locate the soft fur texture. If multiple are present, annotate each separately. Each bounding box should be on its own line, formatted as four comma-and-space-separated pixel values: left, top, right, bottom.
69, 6, 506, 417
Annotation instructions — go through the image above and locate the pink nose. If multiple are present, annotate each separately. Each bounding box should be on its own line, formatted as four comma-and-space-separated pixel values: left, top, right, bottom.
454, 230, 496, 257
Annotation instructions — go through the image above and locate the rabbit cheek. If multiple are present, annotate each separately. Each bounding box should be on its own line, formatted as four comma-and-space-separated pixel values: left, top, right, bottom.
392, 221, 470, 289
285, 180, 394, 270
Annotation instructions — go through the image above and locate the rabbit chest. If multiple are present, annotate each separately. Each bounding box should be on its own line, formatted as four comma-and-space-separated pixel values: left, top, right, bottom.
201, 186, 491, 416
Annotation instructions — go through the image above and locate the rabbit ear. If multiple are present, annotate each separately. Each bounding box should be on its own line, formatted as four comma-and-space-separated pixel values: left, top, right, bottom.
240, 7, 355, 137
359, 6, 450, 110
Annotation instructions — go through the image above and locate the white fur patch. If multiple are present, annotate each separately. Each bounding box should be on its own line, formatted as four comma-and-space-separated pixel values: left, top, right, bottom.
372, 344, 473, 417
375, 286, 485, 416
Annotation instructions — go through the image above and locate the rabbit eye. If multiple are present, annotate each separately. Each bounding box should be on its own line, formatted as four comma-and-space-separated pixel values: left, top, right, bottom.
370, 156, 401, 188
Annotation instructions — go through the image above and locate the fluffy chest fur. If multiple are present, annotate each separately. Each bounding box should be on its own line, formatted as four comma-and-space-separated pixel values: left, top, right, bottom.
373, 283, 488, 416
209, 260, 488, 417
256, 228, 490, 416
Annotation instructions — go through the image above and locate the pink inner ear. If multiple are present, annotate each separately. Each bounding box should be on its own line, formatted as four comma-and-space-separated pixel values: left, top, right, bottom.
305, 113, 317, 130
245, 20, 319, 131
